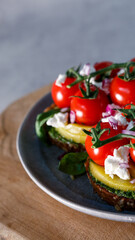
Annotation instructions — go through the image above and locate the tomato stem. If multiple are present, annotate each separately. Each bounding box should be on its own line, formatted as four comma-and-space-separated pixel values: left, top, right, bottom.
84, 121, 135, 149
92, 134, 135, 149
67, 61, 135, 88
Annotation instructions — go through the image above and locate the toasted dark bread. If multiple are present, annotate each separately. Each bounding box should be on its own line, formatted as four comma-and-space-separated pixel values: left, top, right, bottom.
47, 130, 85, 152
85, 157, 135, 211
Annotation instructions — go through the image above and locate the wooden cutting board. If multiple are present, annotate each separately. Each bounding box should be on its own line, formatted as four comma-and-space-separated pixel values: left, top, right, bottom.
0, 85, 135, 240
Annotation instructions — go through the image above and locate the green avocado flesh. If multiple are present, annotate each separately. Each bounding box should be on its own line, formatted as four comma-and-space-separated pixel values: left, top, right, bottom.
48, 127, 84, 146
89, 162, 135, 199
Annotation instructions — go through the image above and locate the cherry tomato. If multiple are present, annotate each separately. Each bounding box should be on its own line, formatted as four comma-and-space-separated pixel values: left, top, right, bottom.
129, 58, 135, 73
70, 87, 109, 125
85, 122, 129, 166
110, 75, 135, 106
130, 139, 135, 163
94, 61, 119, 81
52, 77, 79, 108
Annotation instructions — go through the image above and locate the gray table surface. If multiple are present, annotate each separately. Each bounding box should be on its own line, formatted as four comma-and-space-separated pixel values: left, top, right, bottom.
0, 0, 135, 113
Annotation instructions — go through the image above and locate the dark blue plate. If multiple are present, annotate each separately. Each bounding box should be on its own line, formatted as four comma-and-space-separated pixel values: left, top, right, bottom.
17, 92, 135, 222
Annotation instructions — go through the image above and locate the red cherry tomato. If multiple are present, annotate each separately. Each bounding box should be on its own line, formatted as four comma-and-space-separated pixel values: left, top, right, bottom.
110, 75, 135, 106
52, 77, 79, 108
85, 122, 129, 166
94, 61, 119, 81
70, 88, 109, 125
130, 139, 135, 163
129, 58, 135, 72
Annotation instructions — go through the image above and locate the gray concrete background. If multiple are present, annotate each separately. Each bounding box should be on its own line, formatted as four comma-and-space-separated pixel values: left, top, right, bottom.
1, 0, 135, 112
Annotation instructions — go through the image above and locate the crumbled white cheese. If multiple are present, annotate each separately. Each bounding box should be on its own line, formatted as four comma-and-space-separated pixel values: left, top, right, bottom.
90, 77, 102, 88
114, 112, 127, 126
101, 112, 127, 126
105, 146, 130, 180
55, 74, 66, 87
79, 63, 92, 76
118, 68, 125, 75
46, 112, 68, 128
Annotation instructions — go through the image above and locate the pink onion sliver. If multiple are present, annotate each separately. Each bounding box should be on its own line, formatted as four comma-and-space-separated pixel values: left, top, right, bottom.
102, 78, 111, 87
108, 116, 118, 130
122, 130, 135, 136
130, 179, 135, 184
70, 110, 76, 123
102, 112, 112, 118
83, 63, 91, 75
102, 78, 111, 95
119, 162, 130, 169
80, 63, 91, 76
106, 104, 116, 116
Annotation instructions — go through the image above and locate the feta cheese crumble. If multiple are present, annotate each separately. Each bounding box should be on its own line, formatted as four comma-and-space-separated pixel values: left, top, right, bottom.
90, 77, 102, 88
101, 104, 128, 127
46, 112, 68, 128
114, 112, 127, 126
105, 146, 130, 180
55, 74, 66, 87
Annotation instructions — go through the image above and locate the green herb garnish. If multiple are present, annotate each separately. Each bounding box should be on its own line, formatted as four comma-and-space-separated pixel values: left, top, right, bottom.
35, 108, 60, 142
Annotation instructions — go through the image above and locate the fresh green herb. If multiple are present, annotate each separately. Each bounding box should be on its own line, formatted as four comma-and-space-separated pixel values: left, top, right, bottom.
35, 108, 60, 142
58, 152, 88, 176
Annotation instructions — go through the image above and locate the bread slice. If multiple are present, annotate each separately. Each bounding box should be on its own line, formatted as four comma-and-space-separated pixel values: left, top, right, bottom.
85, 157, 135, 211
47, 127, 85, 152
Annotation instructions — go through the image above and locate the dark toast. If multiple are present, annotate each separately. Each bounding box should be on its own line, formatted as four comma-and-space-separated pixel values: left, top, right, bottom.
85, 157, 135, 211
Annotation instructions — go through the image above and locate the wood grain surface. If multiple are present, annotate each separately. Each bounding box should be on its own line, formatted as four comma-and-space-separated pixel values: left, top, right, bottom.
0, 85, 135, 240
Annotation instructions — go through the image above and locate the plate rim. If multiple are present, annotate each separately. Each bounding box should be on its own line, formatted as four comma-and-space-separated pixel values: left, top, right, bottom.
16, 92, 135, 222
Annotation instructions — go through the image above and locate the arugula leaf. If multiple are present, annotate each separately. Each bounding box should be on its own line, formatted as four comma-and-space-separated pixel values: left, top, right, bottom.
35, 108, 60, 142
58, 152, 88, 176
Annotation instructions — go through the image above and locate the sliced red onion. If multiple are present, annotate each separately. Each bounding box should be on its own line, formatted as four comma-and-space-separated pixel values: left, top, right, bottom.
80, 63, 91, 76
130, 179, 135, 184
102, 112, 112, 118
119, 162, 130, 169
70, 110, 76, 123
61, 107, 69, 113
102, 78, 111, 95
106, 104, 120, 116
122, 129, 135, 136
108, 116, 118, 130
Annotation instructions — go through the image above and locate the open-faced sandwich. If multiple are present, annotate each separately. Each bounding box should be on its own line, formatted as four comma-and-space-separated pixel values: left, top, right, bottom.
35, 58, 135, 211
35, 63, 112, 151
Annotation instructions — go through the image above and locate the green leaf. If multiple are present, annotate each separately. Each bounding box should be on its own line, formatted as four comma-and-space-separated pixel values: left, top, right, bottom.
58, 152, 88, 176
35, 108, 60, 142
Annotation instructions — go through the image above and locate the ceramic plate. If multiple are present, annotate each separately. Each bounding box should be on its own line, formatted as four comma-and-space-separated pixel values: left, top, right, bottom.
17, 93, 135, 222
